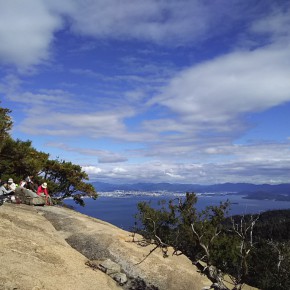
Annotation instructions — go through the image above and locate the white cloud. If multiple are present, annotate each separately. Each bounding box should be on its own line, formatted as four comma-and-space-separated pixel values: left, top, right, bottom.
165, 171, 184, 180
112, 167, 127, 173
0, 82, 138, 140
82, 165, 102, 174
0, 76, 158, 142
0, 0, 69, 68
80, 153, 290, 184
80, 139, 290, 184
152, 44, 290, 126
19, 110, 129, 137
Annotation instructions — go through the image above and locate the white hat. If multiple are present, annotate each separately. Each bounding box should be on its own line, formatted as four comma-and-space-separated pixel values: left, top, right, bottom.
8, 178, 13, 183
42, 182, 47, 188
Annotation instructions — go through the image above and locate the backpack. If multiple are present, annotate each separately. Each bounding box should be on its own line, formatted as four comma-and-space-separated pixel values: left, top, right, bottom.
14, 187, 45, 206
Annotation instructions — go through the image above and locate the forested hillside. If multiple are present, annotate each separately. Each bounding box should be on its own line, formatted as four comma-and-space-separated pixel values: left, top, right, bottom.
136, 193, 290, 290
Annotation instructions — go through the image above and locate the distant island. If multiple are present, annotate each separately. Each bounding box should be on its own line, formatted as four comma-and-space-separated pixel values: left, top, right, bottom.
242, 191, 290, 201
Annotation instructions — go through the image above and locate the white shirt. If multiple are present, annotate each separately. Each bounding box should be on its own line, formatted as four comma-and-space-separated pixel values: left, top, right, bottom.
8, 182, 16, 191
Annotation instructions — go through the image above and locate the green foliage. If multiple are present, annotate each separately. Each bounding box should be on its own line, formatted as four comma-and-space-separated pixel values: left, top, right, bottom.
0, 137, 49, 182
136, 196, 290, 290
191, 201, 230, 265
243, 211, 290, 290
137, 200, 178, 248
246, 240, 290, 290
136, 193, 230, 265
253, 209, 290, 241
0, 104, 13, 150
210, 232, 241, 272
224, 210, 290, 289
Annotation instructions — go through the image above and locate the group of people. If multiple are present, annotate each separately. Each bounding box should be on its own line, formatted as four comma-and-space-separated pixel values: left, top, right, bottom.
0, 176, 52, 205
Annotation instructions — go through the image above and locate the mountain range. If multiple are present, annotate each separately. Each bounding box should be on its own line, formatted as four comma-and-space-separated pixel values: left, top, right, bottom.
92, 182, 290, 195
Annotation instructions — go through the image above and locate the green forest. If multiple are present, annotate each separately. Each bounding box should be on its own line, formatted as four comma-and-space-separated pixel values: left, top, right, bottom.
0, 103, 97, 205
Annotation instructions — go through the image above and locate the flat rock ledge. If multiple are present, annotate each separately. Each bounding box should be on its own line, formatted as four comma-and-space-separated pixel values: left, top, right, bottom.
0, 203, 212, 290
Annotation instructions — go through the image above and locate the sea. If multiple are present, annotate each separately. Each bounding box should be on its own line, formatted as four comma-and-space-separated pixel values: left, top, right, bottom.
64, 191, 290, 231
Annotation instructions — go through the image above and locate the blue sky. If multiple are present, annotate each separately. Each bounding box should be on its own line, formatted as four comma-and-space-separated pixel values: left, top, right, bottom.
0, 0, 290, 184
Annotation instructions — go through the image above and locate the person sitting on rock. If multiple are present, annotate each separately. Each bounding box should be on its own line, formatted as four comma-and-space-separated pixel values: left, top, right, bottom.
37, 182, 52, 205
19, 180, 27, 187
25, 175, 38, 192
0, 182, 14, 204
0, 182, 14, 195
7, 178, 16, 191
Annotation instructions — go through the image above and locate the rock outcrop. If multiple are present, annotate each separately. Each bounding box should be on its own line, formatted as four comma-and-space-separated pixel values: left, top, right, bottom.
0, 203, 212, 290
0, 203, 120, 290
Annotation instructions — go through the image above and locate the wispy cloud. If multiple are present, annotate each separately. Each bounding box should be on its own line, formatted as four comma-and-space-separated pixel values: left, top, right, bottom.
250, 7, 290, 43
1, 0, 282, 69
68, 0, 210, 44
82, 156, 290, 185
47, 142, 128, 163
151, 44, 290, 131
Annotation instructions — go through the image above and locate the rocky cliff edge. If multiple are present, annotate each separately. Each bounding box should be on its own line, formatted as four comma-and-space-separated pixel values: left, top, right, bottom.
0, 203, 212, 290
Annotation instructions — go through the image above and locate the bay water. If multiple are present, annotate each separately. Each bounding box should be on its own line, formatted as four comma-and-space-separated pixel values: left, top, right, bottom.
64, 192, 290, 231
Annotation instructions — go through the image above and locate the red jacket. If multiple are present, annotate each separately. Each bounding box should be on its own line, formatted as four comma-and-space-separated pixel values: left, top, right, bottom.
37, 186, 49, 196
